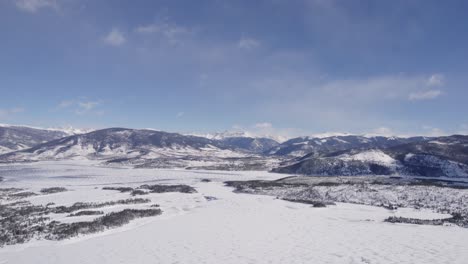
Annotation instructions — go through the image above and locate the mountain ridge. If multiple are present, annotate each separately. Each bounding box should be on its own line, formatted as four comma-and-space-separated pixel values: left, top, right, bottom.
273, 135, 468, 177
1, 124, 467, 177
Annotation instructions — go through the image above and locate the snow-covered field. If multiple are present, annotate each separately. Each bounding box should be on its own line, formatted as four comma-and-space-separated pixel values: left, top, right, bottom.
1, 161, 467, 264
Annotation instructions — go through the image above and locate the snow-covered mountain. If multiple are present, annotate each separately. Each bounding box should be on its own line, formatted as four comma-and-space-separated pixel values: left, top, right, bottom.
218, 137, 279, 153
0, 128, 222, 160
190, 130, 287, 143
190, 131, 254, 140
0, 124, 93, 136
1, 124, 467, 177
47, 126, 95, 135
0, 125, 69, 154
0, 128, 284, 170
269, 135, 429, 157
187, 131, 280, 153
0, 126, 280, 165
273, 135, 468, 177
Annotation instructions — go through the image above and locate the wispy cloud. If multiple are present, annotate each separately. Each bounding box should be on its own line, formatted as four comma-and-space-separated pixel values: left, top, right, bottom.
103, 28, 126, 46
252, 74, 431, 107
238, 37, 260, 50
14, 0, 58, 13
176, 111, 184, 118
408, 90, 442, 101
246, 73, 445, 132
406, 73, 444, 101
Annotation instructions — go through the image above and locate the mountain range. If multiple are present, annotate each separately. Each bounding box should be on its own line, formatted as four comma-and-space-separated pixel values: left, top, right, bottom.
0, 127, 282, 170
273, 135, 468, 177
0, 124, 467, 177
0, 125, 69, 154
268, 135, 429, 157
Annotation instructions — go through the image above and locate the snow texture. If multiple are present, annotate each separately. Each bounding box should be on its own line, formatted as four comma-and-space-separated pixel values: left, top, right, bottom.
0, 161, 467, 263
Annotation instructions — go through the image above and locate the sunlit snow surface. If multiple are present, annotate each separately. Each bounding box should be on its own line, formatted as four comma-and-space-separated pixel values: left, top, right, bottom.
1, 161, 467, 264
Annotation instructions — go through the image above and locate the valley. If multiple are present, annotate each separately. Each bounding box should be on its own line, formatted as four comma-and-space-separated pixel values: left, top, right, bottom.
1, 161, 467, 264
1, 125, 468, 263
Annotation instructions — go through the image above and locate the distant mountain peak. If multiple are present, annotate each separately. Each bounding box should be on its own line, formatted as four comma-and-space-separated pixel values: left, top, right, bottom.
46, 126, 95, 135
190, 130, 254, 140
308, 132, 354, 139
188, 130, 288, 143
0, 123, 93, 136
273, 135, 468, 177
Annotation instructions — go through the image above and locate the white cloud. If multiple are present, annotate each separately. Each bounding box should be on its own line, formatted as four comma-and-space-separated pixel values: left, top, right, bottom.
246, 73, 447, 132
176, 112, 184, 118
319, 75, 427, 101
14, 0, 57, 13
252, 74, 431, 108
238, 37, 260, 50
408, 90, 442, 101
427, 73, 444, 87
103, 28, 126, 46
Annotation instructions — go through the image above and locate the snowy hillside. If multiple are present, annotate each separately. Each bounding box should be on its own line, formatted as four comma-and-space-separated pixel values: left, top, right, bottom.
0, 128, 283, 170
1, 124, 467, 177
190, 131, 255, 140
218, 137, 279, 153
0, 125, 69, 154
274, 135, 468, 177
269, 135, 429, 157
191, 130, 287, 143
0, 128, 228, 159
1, 162, 467, 264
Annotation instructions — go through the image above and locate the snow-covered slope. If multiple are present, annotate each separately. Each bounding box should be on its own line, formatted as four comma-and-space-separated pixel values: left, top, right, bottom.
190, 131, 255, 140
1, 163, 467, 264
218, 137, 279, 153
1, 123, 467, 176
46, 126, 95, 135
191, 131, 280, 153
191, 130, 287, 143
0, 128, 223, 160
269, 135, 429, 157
0, 128, 283, 170
0, 125, 69, 154
273, 135, 468, 177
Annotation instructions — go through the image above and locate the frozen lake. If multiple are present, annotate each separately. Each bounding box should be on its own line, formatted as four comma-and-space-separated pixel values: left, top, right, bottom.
1, 161, 467, 264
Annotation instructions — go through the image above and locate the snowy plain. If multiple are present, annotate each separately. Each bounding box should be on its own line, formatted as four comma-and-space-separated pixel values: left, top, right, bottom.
0, 161, 467, 264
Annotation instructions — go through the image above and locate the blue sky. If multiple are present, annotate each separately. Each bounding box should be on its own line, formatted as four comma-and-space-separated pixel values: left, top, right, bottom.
1, 0, 467, 137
